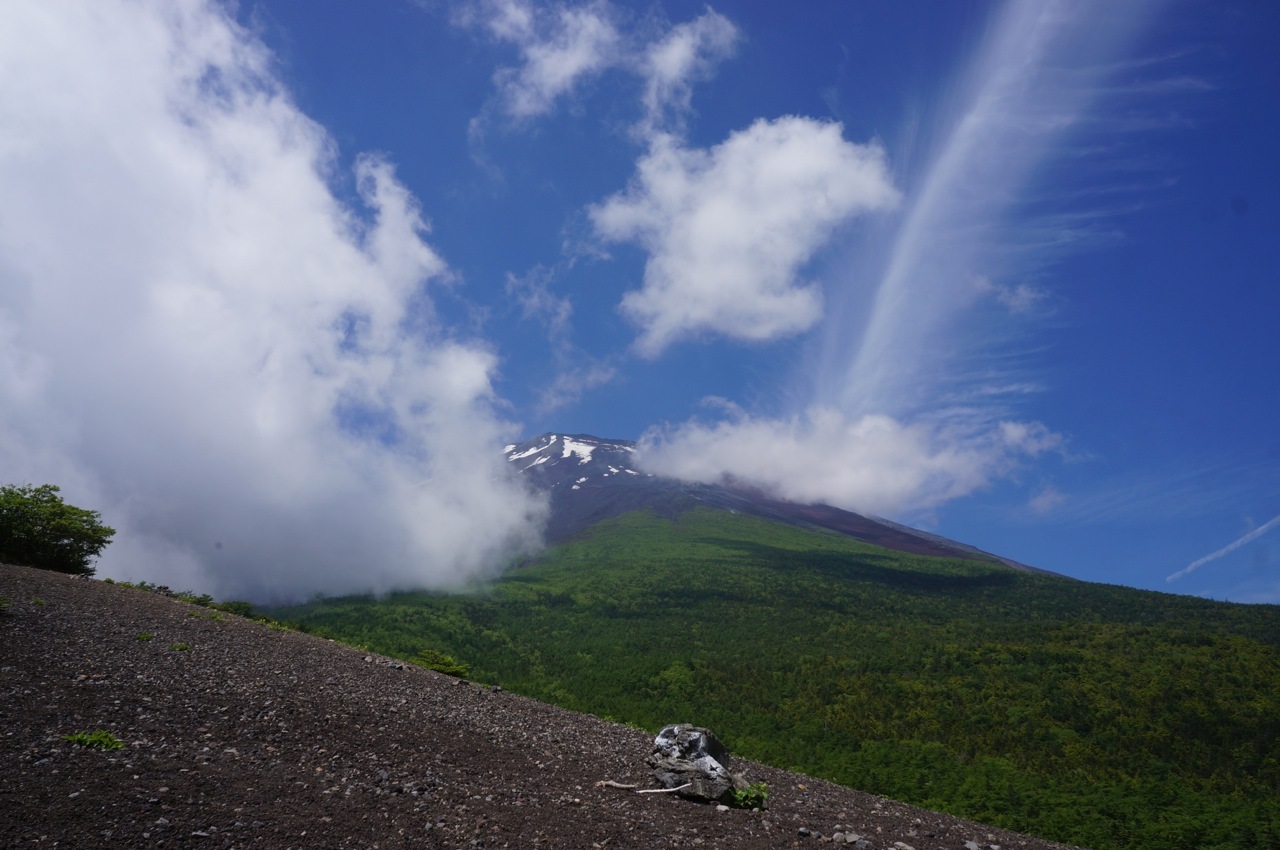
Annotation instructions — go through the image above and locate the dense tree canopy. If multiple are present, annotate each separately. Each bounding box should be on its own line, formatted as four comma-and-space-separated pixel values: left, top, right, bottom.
0, 484, 114, 576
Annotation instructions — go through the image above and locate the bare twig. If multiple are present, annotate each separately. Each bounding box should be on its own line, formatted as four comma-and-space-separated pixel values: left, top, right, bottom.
637, 783, 692, 795
595, 779, 693, 795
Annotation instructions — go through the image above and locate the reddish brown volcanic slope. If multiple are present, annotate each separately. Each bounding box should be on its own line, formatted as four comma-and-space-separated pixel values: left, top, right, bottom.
1, 565, 1084, 850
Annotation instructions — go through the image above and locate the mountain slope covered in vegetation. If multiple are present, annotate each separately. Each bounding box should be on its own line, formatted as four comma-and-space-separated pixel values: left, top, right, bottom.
273, 508, 1280, 850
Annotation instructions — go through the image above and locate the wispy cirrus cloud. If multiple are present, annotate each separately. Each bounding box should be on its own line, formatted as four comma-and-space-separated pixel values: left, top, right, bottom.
828, 0, 1165, 421
0, 0, 545, 602
1028, 485, 1069, 516
504, 266, 617, 414
973, 275, 1051, 316
1168, 514, 1280, 582
460, 0, 621, 122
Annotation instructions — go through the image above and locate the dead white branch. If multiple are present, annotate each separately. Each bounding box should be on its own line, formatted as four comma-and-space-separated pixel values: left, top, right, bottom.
595, 779, 693, 795
637, 783, 692, 795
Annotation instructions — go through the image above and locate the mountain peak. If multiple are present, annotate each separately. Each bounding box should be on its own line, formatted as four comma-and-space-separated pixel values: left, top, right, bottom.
505, 432, 1052, 574
504, 433, 644, 491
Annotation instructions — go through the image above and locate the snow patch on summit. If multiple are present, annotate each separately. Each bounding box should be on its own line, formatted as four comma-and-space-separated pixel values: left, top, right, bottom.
561, 437, 598, 464
509, 435, 557, 461
504, 434, 645, 479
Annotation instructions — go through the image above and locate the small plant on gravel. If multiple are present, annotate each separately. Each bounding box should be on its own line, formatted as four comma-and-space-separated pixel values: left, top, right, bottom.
185, 609, 223, 621
0, 596, 10, 616
62, 730, 125, 750
411, 647, 471, 677
730, 782, 768, 810
601, 714, 648, 731
168, 642, 191, 651
136, 632, 153, 641
32, 598, 45, 606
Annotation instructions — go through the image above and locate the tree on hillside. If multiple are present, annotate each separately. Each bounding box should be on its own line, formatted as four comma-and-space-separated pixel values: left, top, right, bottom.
0, 484, 115, 576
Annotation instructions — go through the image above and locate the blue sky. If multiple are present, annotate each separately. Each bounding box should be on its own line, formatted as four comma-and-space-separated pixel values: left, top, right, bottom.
1, 1, 1276, 603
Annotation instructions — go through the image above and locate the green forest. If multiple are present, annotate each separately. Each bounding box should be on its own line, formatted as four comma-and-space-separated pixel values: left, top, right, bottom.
271, 508, 1280, 850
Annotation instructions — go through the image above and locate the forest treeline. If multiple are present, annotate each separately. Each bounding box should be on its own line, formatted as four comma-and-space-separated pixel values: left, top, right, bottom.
270, 508, 1280, 850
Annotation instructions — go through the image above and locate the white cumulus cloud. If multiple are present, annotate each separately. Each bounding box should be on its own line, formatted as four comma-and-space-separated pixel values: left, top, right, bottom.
0, 0, 545, 602
591, 118, 900, 357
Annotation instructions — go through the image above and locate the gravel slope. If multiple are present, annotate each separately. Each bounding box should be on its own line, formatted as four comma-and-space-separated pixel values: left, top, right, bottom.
1, 565, 1086, 850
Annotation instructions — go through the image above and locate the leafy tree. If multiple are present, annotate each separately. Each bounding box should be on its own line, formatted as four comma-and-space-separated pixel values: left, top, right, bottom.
0, 483, 115, 576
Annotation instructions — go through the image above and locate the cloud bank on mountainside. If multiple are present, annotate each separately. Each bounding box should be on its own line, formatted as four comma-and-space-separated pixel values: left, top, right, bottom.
638, 409, 1062, 517
0, 0, 545, 601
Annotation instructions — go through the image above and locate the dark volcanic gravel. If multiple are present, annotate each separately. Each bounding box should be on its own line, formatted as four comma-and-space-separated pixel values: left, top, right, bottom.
1, 565, 1086, 849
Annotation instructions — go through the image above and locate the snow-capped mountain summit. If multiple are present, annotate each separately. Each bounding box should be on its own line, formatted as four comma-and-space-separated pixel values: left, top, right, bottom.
504, 433, 679, 542
504, 433, 644, 488
505, 433, 1052, 574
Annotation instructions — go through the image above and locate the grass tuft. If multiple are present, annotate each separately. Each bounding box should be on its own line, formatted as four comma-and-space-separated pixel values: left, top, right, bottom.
62, 730, 125, 750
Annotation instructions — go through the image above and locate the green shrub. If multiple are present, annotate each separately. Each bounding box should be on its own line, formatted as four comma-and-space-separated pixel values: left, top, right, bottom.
62, 730, 125, 750
411, 647, 471, 677
108, 579, 159, 592
175, 590, 214, 606
0, 483, 114, 576
730, 782, 768, 810
168, 642, 191, 651
136, 632, 153, 641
